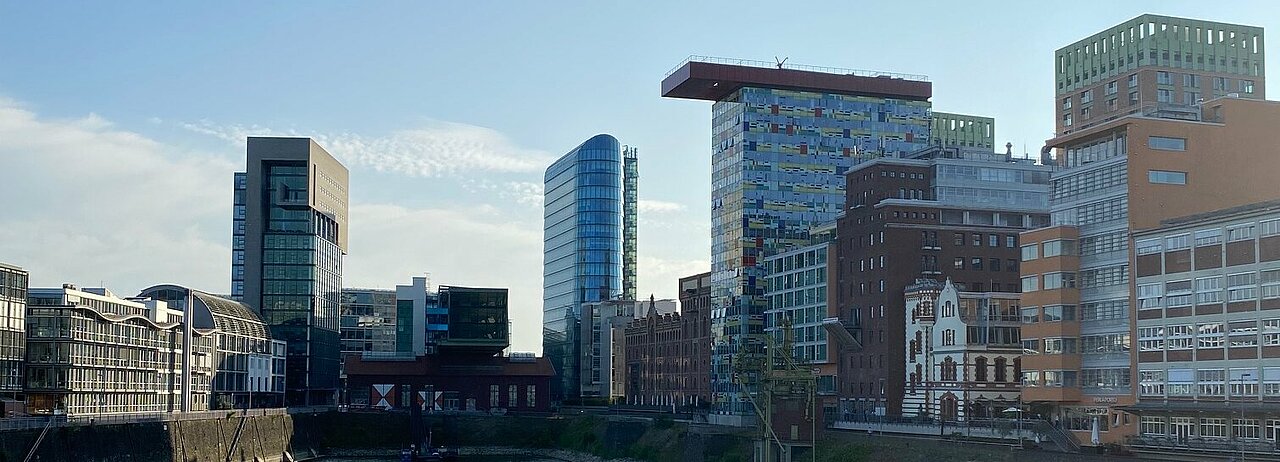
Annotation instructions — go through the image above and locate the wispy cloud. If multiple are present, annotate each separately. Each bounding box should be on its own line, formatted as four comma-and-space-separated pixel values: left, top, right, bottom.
180, 119, 555, 177
638, 199, 687, 213
0, 98, 235, 294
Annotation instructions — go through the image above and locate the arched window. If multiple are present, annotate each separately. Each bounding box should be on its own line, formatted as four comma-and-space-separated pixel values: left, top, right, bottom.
974, 356, 988, 382
995, 357, 1008, 382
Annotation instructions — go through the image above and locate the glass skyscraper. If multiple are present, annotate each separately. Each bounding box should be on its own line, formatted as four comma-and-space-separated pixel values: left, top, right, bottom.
235, 137, 349, 406
543, 134, 637, 402
664, 58, 933, 422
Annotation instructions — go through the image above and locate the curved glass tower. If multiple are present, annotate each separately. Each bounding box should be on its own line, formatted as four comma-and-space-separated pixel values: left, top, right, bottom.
543, 134, 633, 402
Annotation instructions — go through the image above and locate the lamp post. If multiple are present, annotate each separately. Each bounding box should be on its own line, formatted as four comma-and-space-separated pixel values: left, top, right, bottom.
1240, 373, 1253, 462
1004, 406, 1023, 449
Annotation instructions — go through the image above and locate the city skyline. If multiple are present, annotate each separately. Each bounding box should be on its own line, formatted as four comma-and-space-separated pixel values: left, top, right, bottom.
2, 2, 1279, 355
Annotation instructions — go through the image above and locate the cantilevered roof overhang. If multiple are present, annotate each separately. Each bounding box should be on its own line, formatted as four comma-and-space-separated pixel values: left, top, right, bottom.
661, 60, 932, 102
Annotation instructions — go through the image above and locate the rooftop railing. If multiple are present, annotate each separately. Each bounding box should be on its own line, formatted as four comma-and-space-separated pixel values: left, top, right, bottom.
665, 55, 929, 82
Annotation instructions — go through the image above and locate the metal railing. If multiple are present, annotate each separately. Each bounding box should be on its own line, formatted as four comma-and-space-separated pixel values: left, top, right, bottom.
665, 55, 929, 81
0, 407, 290, 432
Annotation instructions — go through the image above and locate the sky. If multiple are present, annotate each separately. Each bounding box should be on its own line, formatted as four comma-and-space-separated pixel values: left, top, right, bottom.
1, 1, 1277, 354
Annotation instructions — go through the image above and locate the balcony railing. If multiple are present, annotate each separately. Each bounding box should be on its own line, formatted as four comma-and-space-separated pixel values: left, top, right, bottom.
665, 55, 930, 81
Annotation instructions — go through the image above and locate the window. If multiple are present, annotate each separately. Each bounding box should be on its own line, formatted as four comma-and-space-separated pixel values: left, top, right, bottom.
1228, 225, 1254, 242
988, 234, 999, 247
1140, 370, 1166, 396
954, 233, 965, 246
1042, 272, 1077, 290
953, 257, 964, 270
1148, 170, 1186, 185
971, 257, 983, 270
510, 385, 518, 407
1168, 369, 1194, 395
1105, 81, 1118, 96
1197, 277, 1223, 304
1234, 419, 1260, 440
942, 329, 956, 346
1214, 76, 1227, 90
972, 234, 982, 246
1157, 71, 1172, 84
1128, 74, 1138, 87
1135, 238, 1162, 255
989, 258, 1000, 272
1021, 307, 1039, 324
1063, 113, 1072, 126
1183, 91, 1201, 105
1042, 337, 1076, 354
1198, 323, 1224, 348
1198, 369, 1226, 396
1264, 270, 1280, 300
1042, 305, 1076, 321
1201, 418, 1228, 438
527, 385, 536, 408
1042, 239, 1075, 257
490, 385, 500, 406
1165, 280, 1193, 307
1138, 283, 1163, 309
1157, 89, 1173, 102
1242, 80, 1255, 94
1262, 220, 1280, 237
1006, 259, 1018, 272
1129, 91, 1138, 104
1231, 368, 1259, 397
1021, 371, 1040, 387
1021, 276, 1039, 292
1021, 244, 1039, 261
1080, 89, 1093, 104
1141, 416, 1167, 435
1165, 234, 1191, 251
1183, 74, 1200, 88
1062, 97, 1072, 110
1146, 326, 1167, 350
1006, 236, 1016, 248
1194, 229, 1223, 247
1167, 325, 1194, 350
1149, 136, 1186, 151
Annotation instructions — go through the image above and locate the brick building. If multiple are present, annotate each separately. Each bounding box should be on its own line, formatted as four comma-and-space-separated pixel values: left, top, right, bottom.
620, 273, 712, 407
831, 145, 1050, 417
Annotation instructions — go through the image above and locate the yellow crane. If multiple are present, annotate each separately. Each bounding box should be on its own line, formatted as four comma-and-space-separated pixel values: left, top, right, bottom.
731, 318, 818, 462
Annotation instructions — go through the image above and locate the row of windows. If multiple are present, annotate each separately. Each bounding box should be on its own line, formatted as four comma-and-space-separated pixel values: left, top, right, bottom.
1137, 270, 1280, 308
1138, 368, 1280, 399
1141, 416, 1277, 440
1138, 319, 1280, 350
1137, 220, 1280, 254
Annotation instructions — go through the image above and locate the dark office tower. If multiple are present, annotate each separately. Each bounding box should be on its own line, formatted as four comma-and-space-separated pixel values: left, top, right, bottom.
237, 137, 349, 406
662, 57, 932, 424
0, 263, 26, 403
1054, 15, 1264, 137
543, 134, 637, 403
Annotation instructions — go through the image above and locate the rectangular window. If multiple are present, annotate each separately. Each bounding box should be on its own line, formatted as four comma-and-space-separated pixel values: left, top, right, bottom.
1021, 276, 1039, 293
1043, 272, 1077, 290
1264, 270, 1280, 300
1149, 136, 1187, 151
954, 233, 965, 246
989, 235, 999, 247
1021, 244, 1039, 261
1231, 368, 1259, 397
1169, 369, 1194, 395
1135, 238, 1162, 255
953, 257, 964, 269
1128, 91, 1138, 104
1042, 239, 1076, 257
1105, 81, 1118, 95
1242, 80, 1255, 94
1197, 277, 1224, 304
1139, 370, 1166, 397
1194, 229, 1223, 247
527, 385, 536, 408
971, 257, 983, 270
1198, 323, 1224, 348
1157, 71, 1172, 84
1201, 418, 1228, 438
1128, 74, 1138, 87
1042, 305, 1076, 322
1198, 369, 1226, 396
1165, 234, 1191, 251
1080, 89, 1093, 104
1062, 97, 1072, 110
1157, 89, 1173, 102
972, 234, 982, 246
1183, 73, 1200, 88
1006, 235, 1016, 248
1261, 220, 1280, 237
1148, 170, 1187, 185
1228, 225, 1254, 242
1138, 283, 1163, 309
1021, 307, 1039, 324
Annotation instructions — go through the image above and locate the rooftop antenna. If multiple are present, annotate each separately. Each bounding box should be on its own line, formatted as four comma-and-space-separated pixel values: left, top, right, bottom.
775, 56, 788, 69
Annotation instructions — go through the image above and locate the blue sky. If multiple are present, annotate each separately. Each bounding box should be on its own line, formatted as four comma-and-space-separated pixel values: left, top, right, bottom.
1, 1, 1276, 353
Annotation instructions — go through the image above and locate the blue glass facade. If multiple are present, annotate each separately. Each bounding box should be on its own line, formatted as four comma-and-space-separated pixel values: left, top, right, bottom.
543, 134, 633, 402
709, 87, 931, 417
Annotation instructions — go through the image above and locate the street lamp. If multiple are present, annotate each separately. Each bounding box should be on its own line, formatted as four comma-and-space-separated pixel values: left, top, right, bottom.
1004, 406, 1023, 449
1240, 373, 1253, 462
